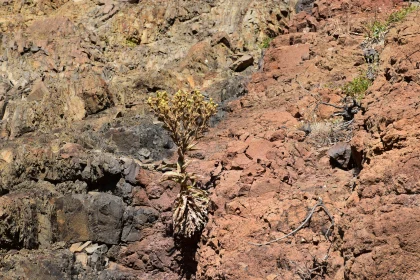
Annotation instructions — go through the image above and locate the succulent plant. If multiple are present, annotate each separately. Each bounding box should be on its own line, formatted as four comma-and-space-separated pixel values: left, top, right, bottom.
147, 90, 217, 239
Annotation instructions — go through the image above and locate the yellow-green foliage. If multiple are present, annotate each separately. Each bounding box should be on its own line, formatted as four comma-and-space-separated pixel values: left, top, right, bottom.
260, 37, 273, 49
342, 75, 372, 100
366, 5, 418, 40
147, 90, 217, 239
125, 37, 139, 47
147, 90, 217, 153
365, 20, 388, 40
387, 5, 418, 24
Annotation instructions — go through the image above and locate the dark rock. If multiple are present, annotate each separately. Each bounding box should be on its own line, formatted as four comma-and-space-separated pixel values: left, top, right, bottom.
106, 245, 121, 261
364, 48, 378, 64
0, 193, 39, 250
115, 179, 134, 204
0, 249, 75, 280
89, 192, 125, 244
104, 120, 174, 161
54, 193, 125, 244
205, 75, 248, 104
124, 160, 140, 185
296, 0, 316, 14
121, 206, 159, 242
328, 142, 352, 169
56, 180, 88, 195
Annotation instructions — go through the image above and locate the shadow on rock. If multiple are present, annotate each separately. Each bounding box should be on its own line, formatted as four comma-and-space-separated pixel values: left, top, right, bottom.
175, 236, 201, 280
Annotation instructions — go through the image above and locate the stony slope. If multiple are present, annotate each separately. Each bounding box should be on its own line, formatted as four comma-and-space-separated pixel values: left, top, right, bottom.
194, 1, 420, 279
1, 0, 420, 279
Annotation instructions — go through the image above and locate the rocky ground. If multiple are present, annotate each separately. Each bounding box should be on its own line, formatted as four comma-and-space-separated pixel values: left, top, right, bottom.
1, 0, 420, 279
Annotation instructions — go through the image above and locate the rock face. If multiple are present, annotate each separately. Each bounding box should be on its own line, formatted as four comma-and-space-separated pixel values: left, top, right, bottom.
1, 0, 420, 279
54, 193, 125, 244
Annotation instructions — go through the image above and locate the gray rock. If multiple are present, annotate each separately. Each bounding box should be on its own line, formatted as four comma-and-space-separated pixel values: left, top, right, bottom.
30, 45, 39, 53
115, 178, 134, 203
138, 148, 151, 159
121, 206, 159, 242
0, 249, 74, 280
89, 192, 125, 244
85, 243, 108, 254
296, 0, 316, 14
124, 160, 140, 185
328, 142, 352, 169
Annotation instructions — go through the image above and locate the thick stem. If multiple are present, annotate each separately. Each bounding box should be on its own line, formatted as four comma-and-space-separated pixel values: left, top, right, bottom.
177, 146, 189, 192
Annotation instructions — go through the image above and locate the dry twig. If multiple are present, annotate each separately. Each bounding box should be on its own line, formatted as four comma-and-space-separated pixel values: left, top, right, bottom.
249, 198, 335, 246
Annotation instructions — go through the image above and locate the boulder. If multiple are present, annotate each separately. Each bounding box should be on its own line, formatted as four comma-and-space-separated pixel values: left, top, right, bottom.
328, 142, 352, 169
54, 193, 125, 244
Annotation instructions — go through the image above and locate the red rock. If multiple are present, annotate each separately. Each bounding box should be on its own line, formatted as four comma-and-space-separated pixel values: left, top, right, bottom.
245, 139, 273, 163
264, 129, 286, 142
264, 44, 311, 71
286, 130, 306, 142
132, 188, 150, 206
135, 168, 154, 186
226, 141, 249, 156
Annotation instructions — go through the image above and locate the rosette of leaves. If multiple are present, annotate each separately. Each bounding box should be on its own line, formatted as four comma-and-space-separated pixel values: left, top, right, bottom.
147, 90, 217, 239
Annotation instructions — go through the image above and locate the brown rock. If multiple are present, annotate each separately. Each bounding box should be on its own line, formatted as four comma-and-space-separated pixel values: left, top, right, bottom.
135, 168, 154, 186
54, 193, 124, 244
69, 242, 83, 253
75, 252, 88, 267
230, 55, 254, 72
27, 80, 49, 102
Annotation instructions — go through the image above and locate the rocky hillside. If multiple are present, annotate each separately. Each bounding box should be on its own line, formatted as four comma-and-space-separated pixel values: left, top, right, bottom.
1, 0, 420, 279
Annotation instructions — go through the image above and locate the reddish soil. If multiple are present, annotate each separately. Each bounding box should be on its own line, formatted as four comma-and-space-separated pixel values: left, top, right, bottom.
185, 1, 420, 279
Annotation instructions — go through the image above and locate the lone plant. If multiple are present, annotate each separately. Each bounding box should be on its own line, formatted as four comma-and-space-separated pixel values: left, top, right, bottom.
365, 5, 418, 41
147, 90, 217, 239
260, 37, 273, 49
341, 75, 372, 101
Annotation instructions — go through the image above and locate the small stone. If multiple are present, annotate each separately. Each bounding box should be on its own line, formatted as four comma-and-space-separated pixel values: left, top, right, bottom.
30, 45, 39, 52
230, 55, 254, 72
75, 252, 88, 267
90, 252, 99, 263
238, 262, 248, 271
138, 148, 151, 159
76, 241, 92, 252
108, 261, 118, 270
85, 244, 100, 254
69, 242, 83, 253
287, 130, 306, 141
267, 274, 278, 280
328, 142, 352, 169
0, 149, 13, 163
301, 53, 310, 61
